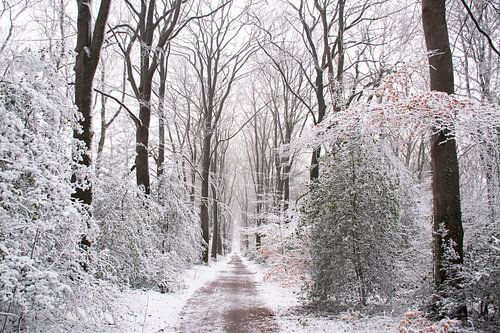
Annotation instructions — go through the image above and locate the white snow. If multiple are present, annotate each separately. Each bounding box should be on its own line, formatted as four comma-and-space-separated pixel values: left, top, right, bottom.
101, 254, 401, 332
103, 258, 227, 332
243, 256, 400, 333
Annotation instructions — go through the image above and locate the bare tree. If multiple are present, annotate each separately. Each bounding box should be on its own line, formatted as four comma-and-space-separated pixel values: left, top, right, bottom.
166, 64, 205, 202
451, 0, 499, 103
113, 0, 230, 194
422, 0, 466, 319
260, 62, 307, 214
95, 57, 126, 161
242, 81, 273, 249
112, 0, 187, 194
177, 0, 257, 262
259, 0, 394, 181
72, 0, 112, 219
0, 0, 34, 54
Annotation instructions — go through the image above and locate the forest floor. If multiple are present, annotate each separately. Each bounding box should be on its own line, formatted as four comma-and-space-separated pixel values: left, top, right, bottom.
106, 253, 400, 332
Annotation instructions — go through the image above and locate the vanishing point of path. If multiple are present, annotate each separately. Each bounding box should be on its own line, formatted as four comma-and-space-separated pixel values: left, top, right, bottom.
177, 254, 279, 333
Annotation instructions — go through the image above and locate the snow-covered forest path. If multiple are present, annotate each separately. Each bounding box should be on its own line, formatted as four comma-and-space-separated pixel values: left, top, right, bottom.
177, 255, 278, 333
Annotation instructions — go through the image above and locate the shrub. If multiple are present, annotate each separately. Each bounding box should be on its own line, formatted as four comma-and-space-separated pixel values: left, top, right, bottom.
0, 53, 105, 331
302, 135, 412, 306
94, 164, 203, 291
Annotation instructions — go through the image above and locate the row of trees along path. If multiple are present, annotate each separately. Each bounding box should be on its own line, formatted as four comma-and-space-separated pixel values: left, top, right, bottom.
68, 0, 486, 323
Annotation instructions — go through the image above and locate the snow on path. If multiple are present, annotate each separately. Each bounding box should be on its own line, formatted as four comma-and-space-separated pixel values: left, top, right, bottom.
103, 259, 227, 332
104, 254, 399, 332
177, 254, 278, 332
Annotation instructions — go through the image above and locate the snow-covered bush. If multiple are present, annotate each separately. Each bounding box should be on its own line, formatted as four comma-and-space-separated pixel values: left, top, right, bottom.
302, 134, 413, 306
456, 113, 500, 325
244, 205, 310, 287
94, 164, 203, 291
460, 193, 500, 325
302, 68, 500, 322
0, 52, 107, 330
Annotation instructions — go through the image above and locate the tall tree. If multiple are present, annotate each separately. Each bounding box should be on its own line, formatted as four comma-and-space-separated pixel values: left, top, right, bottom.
422, 0, 466, 319
243, 82, 273, 249
114, 0, 226, 194
72, 0, 112, 219
262, 0, 390, 181
179, 0, 256, 262
113, 0, 190, 194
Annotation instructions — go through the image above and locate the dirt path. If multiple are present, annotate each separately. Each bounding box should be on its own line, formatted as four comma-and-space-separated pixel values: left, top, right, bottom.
177, 254, 278, 333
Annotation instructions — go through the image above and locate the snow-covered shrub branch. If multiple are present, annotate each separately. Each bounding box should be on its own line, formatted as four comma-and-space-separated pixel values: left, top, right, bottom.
94, 162, 203, 291
0, 52, 108, 331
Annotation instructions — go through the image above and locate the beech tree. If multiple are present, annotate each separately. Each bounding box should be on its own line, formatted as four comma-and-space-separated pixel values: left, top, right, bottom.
72, 0, 112, 249
261, 62, 307, 214
243, 82, 273, 249
210, 132, 235, 258
261, 0, 397, 181
112, 0, 187, 194
450, 0, 499, 225
422, 0, 466, 318
178, 0, 256, 262
166, 64, 205, 203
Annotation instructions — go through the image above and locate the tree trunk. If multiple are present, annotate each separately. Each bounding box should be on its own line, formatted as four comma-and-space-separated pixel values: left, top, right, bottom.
422, 0, 466, 319
283, 163, 290, 212
256, 194, 262, 249
135, 70, 152, 194
73, 0, 112, 248
73, 0, 95, 209
416, 137, 426, 181
97, 65, 107, 159
310, 66, 326, 181
211, 182, 218, 259
157, 57, 167, 179
218, 215, 224, 255
136, 101, 151, 194
310, 147, 321, 181
211, 151, 219, 259
243, 185, 249, 251
200, 128, 212, 263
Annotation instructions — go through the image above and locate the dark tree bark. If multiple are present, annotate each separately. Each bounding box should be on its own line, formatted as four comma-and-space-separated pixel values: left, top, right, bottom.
200, 129, 213, 262
218, 214, 224, 255
211, 183, 219, 259
309, 61, 327, 181
422, 0, 466, 319
297, 0, 337, 181
114, 0, 184, 194
211, 147, 219, 259
72, 0, 112, 246
157, 52, 168, 179
96, 66, 107, 159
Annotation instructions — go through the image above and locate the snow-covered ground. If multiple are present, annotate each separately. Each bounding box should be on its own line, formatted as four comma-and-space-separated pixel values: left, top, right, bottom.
102, 253, 402, 332
243, 256, 400, 333
103, 259, 228, 332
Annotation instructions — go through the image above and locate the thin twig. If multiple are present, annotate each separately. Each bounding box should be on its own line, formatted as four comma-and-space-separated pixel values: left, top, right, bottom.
460, 0, 500, 57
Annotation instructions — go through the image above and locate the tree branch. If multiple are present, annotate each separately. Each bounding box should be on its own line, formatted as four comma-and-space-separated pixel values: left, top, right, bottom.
93, 88, 141, 126
460, 0, 500, 57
